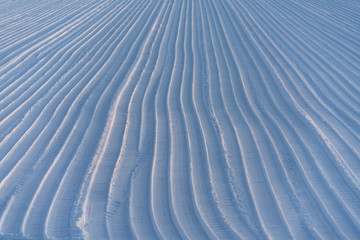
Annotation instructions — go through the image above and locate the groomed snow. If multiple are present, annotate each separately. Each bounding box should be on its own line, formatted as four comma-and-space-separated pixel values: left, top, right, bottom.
0, 0, 359, 239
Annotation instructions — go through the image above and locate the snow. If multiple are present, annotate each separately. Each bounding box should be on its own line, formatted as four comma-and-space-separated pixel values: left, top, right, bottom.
0, 0, 359, 239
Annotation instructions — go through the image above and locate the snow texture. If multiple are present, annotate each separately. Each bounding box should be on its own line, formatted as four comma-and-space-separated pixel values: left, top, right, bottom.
0, 0, 359, 239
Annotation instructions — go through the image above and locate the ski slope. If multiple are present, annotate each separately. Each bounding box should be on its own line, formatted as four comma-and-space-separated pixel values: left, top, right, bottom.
0, 0, 359, 239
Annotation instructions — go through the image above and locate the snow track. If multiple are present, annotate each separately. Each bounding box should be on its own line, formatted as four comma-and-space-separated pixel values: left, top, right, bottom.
0, 0, 359, 239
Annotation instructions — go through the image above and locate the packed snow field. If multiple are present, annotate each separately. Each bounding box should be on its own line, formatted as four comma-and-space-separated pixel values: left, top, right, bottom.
0, 0, 359, 239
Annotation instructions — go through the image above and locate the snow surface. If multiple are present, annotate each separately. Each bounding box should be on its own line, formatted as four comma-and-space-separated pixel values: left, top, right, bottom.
0, 0, 359, 239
